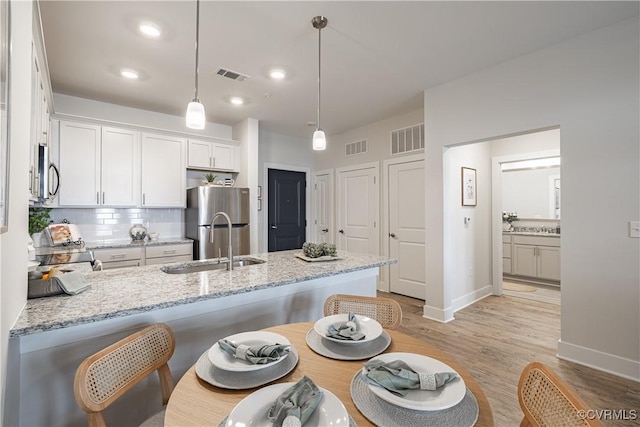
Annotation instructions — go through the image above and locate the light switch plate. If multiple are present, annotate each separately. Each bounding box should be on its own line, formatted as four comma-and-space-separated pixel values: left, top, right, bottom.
629, 221, 640, 238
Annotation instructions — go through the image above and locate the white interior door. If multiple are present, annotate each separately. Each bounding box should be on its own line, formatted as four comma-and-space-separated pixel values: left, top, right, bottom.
313, 170, 334, 244
337, 165, 379, 255
389, 160, 425, 299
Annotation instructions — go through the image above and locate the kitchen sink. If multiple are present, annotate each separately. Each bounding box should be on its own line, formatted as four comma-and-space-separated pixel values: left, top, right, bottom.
161, 258, 265, 274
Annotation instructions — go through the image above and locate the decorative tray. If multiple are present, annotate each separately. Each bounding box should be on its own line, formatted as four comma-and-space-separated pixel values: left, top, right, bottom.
295, 253, 342, 262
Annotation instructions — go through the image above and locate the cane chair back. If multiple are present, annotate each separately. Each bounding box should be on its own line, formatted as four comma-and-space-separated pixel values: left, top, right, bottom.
518, 362, 604, 427
323, 294, 403, 330
74, 323, 176, 427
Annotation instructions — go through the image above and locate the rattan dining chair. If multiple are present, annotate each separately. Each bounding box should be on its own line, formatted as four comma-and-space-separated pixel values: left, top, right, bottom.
323, 293, 403, 329
74, 323, 176, 427
518, 362, 604, 427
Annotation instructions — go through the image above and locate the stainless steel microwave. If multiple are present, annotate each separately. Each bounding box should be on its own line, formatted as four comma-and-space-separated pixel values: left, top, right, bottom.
36, 145, 60, 202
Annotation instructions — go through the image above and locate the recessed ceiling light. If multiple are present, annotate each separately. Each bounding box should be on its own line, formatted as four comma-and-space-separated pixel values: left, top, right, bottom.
269, 68, 286, 80
230, 97, 244, 105
138, 21, 161, 38
120, 69, 139, 80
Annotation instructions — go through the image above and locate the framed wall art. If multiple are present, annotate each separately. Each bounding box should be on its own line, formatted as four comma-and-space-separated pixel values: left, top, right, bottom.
461, 167, 477, 207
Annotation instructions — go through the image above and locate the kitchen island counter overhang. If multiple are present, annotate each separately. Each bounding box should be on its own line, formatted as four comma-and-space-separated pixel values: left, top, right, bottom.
6, 249, 395, 427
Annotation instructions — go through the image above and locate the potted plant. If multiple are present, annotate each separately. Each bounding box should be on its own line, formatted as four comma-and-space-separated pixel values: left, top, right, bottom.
29, 207, 52, 246
202, 173, 217, 186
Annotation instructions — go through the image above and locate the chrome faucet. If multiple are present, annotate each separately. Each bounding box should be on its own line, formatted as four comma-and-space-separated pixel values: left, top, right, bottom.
209, 211, 233, 270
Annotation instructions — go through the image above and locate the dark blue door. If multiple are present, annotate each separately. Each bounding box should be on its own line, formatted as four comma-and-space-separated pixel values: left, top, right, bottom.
268, 169, 306, 252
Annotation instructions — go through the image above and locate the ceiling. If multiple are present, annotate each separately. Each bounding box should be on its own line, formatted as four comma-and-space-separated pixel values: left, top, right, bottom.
38, 1, 639, 138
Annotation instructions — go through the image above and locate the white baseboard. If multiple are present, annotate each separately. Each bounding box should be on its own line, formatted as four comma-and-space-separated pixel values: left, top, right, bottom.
452, 285, 493, 312
557, 339, 640, 382
422, 304, 455, 323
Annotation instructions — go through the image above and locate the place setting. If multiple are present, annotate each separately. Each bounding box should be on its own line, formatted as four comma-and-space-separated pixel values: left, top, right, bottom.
219, 375, 355, 427
195, 330, 299, 389
306, 312, 392, 360
350, 352, 480, 426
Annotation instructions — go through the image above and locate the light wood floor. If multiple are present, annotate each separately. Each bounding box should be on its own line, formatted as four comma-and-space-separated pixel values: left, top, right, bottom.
383, 291, 640, 427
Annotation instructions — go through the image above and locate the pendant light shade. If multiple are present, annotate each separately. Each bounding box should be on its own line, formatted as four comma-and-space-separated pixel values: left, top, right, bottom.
186, 100, 205, 129
186, 0, 205, 129
312, 16, 328, 151
313, 129, 326, 151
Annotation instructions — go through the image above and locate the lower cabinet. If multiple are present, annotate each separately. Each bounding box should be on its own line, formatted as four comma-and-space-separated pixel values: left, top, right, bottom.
145, 243, 193, 265
92, 243, 193, 270
502, 234, 512, 274
511, 235, 560, 281
92, 247, 143, 270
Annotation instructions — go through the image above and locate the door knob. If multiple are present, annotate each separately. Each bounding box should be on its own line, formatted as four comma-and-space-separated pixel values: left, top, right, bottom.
271, 224, 278, 229
321, 228, 329, 232
338, 229, 344, 234
389, 233, 396, 238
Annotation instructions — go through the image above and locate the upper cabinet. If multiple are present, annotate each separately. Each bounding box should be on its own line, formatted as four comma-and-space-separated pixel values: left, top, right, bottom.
29, 42, 52, 202
58, 122, 139, 207
187, 138, 237, 171
141, 133, 186, 207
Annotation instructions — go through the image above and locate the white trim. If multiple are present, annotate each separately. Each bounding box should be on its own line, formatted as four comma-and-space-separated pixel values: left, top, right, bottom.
451, 285, 493, 312
422, 304, 455, 323
557, 340, 640, 382
311, 169, 334, 243
382, 153, 425, 294
262, 163, 311, 252
491, 149, 560, 296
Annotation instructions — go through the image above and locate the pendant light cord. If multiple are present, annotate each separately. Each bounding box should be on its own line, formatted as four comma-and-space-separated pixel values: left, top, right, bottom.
194, 0, 200, 101
317, 23, 322, 130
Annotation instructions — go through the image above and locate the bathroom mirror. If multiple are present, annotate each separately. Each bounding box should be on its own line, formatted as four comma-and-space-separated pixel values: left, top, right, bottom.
502, 158, 560, 219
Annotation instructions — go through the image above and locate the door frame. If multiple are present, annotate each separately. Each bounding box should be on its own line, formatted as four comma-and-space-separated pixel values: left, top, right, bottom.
262, 163, 311, 253
382, 153, 424, 293
491, 148, 560, 295
311, 169, 334, 244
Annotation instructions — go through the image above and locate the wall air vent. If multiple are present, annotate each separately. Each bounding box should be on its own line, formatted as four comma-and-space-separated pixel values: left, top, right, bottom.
215, 67, 250, 82
391, 123, 424, 155
346, 139, 368, 157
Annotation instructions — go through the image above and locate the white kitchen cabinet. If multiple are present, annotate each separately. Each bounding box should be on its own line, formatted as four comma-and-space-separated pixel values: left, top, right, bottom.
512, 235, 560, 281
145, 243, 193, 265
29, 44, 51, 202
141, 133, 186, 207
92, 247, 143, 270
187, 139, 236, 171
502, 234, 512, 274
58, 122, 139, 207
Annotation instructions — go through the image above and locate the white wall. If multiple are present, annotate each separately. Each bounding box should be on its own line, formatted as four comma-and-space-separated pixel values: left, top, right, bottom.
53, 93, 233, 139
257, 129, 314, 252
233, 118, 259, 253
1, 2, 34, 423
424, 17, 639, 380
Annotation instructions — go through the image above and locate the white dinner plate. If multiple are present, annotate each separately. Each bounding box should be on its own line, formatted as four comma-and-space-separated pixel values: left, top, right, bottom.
27, 260, 41, 272
208, 331, 291, 372
314, 314, 383, 344
225, 382, 349, 427
363, 352, 466, 411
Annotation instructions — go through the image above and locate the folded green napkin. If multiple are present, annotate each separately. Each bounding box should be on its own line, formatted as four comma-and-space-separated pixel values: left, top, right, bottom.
267, 376, 324, 427
217, 339, 289, 365
326, 312, 366, 341
362, 359, 458, 396
51, 271, 90, 295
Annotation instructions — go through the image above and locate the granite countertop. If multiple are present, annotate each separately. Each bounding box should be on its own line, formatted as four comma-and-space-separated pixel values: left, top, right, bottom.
11, 250, 395, 338
85, 238, 193, 249
503, 231, 560, 237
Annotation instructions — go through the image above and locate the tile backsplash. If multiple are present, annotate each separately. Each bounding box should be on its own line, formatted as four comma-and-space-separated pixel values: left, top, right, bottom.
49, 208, 184, 242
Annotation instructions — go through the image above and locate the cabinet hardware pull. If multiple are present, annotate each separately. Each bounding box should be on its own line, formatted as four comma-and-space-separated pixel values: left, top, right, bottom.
143, 193, 146, 205
102, 192, 105, 204
212, 157, 216, 168
96, 192, 99, 204
163, 250, 176, 255
112, 254, 126, 259
321, 228, 329, 232
389, 233, 396, 238
338, 229, 344, 234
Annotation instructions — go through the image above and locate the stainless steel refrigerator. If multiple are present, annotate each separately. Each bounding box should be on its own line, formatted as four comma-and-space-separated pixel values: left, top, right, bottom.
186, 187, 250, 260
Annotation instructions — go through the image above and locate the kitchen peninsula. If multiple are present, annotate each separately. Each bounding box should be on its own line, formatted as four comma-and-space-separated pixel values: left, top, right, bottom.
7, 250, 394, 427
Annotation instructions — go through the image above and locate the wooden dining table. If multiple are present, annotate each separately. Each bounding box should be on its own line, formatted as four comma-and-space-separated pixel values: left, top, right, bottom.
164, 322, 494, 426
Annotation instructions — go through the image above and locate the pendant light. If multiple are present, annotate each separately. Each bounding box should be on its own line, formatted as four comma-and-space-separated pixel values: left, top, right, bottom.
186, 0, 205, 129
312, 16, 328, 151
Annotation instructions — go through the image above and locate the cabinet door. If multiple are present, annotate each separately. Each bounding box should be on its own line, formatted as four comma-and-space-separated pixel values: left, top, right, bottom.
512, 244, 537, 278
141, 133, 186, 207
187, 139, 212, 169
58, 122, 101, 206
101, 127, 139, 206
212, 143, 234, 171
537, 246, 561, 281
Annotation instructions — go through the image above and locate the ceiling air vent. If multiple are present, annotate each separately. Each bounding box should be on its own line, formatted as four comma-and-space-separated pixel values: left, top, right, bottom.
346, 139, 368, 157
391, 123, 424, 155
215, 67, 250, 82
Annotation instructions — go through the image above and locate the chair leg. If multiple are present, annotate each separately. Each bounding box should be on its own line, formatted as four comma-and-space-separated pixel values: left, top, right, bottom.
519, 416, 531, 427
87, 412, 107, 427
157, 364, 174, 405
